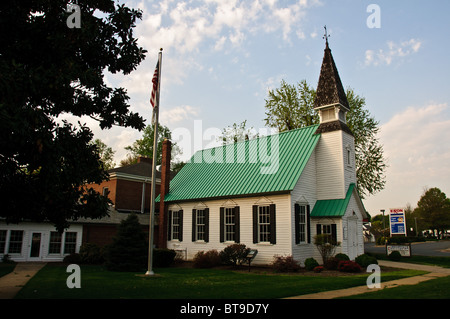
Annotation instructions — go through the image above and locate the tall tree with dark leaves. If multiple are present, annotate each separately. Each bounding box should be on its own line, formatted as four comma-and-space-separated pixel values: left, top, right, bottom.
0, 1, 147, 231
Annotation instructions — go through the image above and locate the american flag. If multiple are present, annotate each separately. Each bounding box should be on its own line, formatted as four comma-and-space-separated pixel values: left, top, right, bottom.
150, 61, 159, 108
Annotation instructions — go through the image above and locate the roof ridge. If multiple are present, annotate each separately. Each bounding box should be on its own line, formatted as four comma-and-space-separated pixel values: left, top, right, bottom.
195, 123, 320, 154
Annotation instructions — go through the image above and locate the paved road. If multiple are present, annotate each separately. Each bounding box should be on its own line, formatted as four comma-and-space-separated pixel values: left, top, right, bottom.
365, 240, 450, 257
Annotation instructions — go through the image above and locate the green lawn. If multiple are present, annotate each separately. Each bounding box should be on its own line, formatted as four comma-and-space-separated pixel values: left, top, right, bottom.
342, 275, 450, 299
15, 264, 426, 299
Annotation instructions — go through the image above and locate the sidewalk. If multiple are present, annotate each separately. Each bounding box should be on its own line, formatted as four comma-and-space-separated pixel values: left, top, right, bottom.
0, 262, 46, 299
285, 260, 450, 299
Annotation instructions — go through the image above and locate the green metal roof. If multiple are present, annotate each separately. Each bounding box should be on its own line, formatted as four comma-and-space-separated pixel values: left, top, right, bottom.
157, 125, 320, 203
310, 183, 355, 217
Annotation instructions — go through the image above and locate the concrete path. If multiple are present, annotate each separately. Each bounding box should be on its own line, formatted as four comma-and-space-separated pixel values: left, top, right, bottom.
285, 260, 450, 299
0, 262, 46, 299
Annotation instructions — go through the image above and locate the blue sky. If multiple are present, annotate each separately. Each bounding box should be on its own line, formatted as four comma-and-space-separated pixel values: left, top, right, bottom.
78, 0, 450, 216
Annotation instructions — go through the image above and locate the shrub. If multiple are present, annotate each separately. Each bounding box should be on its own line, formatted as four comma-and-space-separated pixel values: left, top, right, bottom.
271, 255, 301, 273
63, 253, 82, 264
337, 260, 361, 273
313, 266, 324, 273
388, 251, 402, 261
193, 250, 222, 268
314, 234, 340, 264
153, 248, 177, 267
334, 253, 350, 261
355, 254, 378, 268
304, 258, 319, 271
104, 214, 148, 271
324, 257, 339, 270
220, 244, 250, 266
79, 243, 105, 264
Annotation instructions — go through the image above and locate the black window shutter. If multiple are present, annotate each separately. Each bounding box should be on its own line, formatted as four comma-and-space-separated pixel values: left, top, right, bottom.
316, 223, 322, 235
219, 207, 225, 243
294, 204, 300, 245
192, 209, 196, 242
252, 205, 258, 244
331, 224, 337, 244
167, 210, 172, 241
204, 208, 210, 242
269, 204, 276, 245
235, 206, 240, 243
179, 210, 183, 242
306, 205, 311, 244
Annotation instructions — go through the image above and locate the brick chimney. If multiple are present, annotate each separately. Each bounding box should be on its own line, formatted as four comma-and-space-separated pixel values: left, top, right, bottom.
158, 139, 171, 248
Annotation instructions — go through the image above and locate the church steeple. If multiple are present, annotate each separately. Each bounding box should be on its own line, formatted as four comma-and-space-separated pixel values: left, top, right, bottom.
314, 28, 352, 135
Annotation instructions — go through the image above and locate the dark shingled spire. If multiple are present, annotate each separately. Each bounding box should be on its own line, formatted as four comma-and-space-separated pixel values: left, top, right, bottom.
314, 43, 349, 110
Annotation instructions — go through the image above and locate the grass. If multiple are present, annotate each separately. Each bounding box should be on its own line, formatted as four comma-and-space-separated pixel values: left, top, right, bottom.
343, 275, 450, 299
15, 264, 426, 299
371, 253, 450, 268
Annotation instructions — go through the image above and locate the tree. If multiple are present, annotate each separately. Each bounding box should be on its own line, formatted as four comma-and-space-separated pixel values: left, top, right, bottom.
122, 123, 181, 167
415, 187, 450, 239
264, 80, 386, 198
93, 139, 116, 170
104, 213, 148, 271
218, 120, 259, 145
0, 1, 146, 231
264, 80, 318, 131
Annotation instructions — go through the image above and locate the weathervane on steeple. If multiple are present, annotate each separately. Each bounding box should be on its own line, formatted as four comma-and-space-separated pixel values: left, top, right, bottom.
323, 25, 330, 47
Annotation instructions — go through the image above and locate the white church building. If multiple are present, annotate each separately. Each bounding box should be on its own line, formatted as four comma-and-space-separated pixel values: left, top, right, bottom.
156, 41, 369, 265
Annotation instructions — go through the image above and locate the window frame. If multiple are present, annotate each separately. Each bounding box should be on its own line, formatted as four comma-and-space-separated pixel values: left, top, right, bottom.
8, 230, 24, 254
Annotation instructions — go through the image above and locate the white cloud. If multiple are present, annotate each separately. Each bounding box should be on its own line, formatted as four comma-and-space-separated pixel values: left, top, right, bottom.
160, 105, 200, 125
365, 38, 422, 66
364, 103, 450, 212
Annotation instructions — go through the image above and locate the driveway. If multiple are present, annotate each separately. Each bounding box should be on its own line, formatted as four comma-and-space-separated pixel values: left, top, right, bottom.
365, 241, 450, 257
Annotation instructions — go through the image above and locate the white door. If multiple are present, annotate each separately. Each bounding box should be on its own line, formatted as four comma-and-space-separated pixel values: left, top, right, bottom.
28, 232, 43, 261
347, 218, 358, 260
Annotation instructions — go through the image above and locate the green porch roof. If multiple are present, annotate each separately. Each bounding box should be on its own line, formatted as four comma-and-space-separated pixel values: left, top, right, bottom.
310, 183, 355, 217
157, 124, 320, 203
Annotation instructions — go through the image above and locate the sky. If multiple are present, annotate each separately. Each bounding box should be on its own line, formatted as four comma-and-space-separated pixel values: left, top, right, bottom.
72, 0, 450, 217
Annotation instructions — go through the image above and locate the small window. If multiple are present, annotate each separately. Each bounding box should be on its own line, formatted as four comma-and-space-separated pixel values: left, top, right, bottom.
297, 205, 307, 244
102, 187, 109, 197
171, 210, 181, 241
8, 230, 24, 254
225, 208, 236, 242
0, 230, 7, 254
192, 208, 209, 242
49, 232, 62, 254
64, 232, 77, 254
196, 210, 206, 241
346, 148, 351, 166
258, 206, 271, 243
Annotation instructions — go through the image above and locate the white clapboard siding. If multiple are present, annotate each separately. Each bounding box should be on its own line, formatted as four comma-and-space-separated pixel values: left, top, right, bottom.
315, 130, 345, 200
290, 151, 317, 266
167, 194, 292, 265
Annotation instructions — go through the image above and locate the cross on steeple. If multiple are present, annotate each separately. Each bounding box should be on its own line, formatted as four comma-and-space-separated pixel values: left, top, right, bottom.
323, 25, 330, 47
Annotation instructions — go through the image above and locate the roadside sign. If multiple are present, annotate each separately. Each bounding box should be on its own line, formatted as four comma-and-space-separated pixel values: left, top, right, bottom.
386, 244, 411, 257
389, 208, 407, 236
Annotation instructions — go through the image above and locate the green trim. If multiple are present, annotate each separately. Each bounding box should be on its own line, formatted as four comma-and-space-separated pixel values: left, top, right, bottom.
310, 184, 356, 217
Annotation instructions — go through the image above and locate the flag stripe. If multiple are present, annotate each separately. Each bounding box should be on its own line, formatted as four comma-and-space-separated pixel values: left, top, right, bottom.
150, 61, 159, 108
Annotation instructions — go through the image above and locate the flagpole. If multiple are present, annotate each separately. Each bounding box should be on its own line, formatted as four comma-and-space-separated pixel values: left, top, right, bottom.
146, 48, 162, 276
